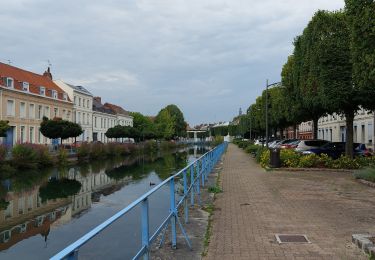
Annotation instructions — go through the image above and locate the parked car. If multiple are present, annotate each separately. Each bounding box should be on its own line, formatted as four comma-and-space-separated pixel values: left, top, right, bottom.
278, 139, 299, 149
269, 140, 281, 148
302, 142, 371, 159
295, 140, 330, 152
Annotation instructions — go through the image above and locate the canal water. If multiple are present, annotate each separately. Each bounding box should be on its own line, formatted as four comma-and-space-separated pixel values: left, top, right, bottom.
0, 145, 210, 260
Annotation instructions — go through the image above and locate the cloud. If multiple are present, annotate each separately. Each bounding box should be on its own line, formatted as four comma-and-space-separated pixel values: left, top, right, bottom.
0, 0, 345, 125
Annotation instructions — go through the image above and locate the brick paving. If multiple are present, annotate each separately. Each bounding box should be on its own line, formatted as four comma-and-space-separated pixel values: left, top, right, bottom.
205, 144, 375, 260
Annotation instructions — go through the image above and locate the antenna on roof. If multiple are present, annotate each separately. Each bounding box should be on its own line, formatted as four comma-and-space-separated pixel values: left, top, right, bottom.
47, 59, 52, 68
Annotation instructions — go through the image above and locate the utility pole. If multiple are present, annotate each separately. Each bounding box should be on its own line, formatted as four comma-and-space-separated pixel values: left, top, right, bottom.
266, 79, 269, 148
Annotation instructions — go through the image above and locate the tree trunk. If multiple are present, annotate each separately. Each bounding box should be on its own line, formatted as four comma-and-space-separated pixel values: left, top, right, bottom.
293, 124, 297, 139
373, 111, 375, 151
313, 118, 318, 139
345, 111, 354, 159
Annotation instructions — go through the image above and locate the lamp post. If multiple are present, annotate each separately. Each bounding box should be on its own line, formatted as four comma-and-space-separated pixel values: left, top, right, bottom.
265, 80, 281, 148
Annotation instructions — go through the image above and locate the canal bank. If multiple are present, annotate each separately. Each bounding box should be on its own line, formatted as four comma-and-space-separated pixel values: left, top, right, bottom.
0, 145, 210, 259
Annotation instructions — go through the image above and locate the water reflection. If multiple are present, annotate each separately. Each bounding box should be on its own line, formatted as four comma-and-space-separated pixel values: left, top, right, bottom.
0, 145, 210, 256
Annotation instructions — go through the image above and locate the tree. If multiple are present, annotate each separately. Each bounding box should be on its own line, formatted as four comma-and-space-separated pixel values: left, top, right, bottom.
0, 120, 10, 137
310, 10, 356, 157
345, 0, 375, 111
40, 117, 82, 144
164, 105, 187, 137
130, 112, 157, 140
155, 109, 175, 140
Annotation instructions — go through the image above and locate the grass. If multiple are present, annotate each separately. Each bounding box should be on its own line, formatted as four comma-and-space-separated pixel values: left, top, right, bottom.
201, 203, 214, 256
208, 185, 222, 194
354, 167, 375, 183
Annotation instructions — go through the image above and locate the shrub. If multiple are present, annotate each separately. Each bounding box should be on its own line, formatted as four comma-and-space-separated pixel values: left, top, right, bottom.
32, 144, 53, 167
57, 148, 68, 164
354, 167, 375, 183
12, 144, 37, 169
259, 149, 270, 168
90, 142, 105, 159
144, 140, 158, 154
298, 153, 320, 168
256, 146, 268, 164
245, 144, 258, 154
0, 145, 8, 163
280, 149, 301, 168
317, 153, 334, 168
77, 142, 90, 160
105, 143, 120, 157
211, 136, 224, 147
332, 155, 361, 169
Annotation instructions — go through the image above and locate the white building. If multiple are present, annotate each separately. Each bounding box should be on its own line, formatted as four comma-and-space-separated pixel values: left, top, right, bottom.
102, 102, 133, 127
54, 80, 94, 142
92, 97, 117, 143
318, 109, 374, 149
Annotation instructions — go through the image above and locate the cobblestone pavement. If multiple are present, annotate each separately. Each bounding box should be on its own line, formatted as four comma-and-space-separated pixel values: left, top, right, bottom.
205, 144, 375, 260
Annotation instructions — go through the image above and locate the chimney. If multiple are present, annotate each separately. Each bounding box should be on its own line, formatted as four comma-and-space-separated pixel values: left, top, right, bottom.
94, 96, 102, 104
43, 67, 53, 80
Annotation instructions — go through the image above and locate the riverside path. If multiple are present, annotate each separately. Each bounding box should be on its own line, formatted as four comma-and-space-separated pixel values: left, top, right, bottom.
205, 143, 375, 260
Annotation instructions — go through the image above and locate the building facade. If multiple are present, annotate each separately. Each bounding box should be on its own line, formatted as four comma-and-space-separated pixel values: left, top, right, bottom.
318, 109, 374, 148
92, 97, 117, 143
103, 102, 133, 127
54, 80, 94, 142
0, 63, 73, 146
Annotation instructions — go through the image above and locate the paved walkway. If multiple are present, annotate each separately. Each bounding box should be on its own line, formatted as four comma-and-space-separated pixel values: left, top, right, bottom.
205, 144, 375, 260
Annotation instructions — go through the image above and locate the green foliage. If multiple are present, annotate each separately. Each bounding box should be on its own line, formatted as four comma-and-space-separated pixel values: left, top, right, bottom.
40, 117, 82, 143
208, 185, 222, 194
90, 142, 105, 159
331, 155, 361, 169
354, 168, 375, 183
211, 126, 229, 137
12, 144, 37, 169
77, 142, 90, 160
280, 149, 301, 168
211, 136, 224, 147
57, 148, 68, 165
130, 112, 157, 140
143, 140, 158, 154
0, 145, 7, 163
0, 120, 10, 137
345, 0, 375, 111
155, 104, 187, 139
39, 178, 82, 202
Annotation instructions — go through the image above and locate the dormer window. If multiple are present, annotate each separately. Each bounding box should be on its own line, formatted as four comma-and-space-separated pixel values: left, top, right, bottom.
22, 82, 29, 92
39, 86, 46, 96
52, 90, 58, 99
5, 77, 14, 88
63, 93, 68, 101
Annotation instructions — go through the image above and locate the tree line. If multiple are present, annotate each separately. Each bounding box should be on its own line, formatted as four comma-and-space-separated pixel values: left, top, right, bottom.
241, 1, 375, 158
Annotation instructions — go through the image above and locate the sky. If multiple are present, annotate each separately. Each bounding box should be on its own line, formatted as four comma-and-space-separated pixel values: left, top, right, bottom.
0, 0, 345, 126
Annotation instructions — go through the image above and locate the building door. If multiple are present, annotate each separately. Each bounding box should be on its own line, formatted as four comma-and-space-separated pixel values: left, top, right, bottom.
361, 125, 365, 144
93, 132, 98, 142
4, 127, 14, 147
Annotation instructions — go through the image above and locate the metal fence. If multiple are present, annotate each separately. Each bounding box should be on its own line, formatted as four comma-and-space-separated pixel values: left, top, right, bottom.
50, 142, 227, 260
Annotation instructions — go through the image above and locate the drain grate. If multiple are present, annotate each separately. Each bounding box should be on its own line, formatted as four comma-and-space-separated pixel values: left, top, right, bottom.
275, 234, 310, 244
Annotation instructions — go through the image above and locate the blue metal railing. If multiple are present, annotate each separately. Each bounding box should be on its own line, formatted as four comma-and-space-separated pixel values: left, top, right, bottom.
51, 142, 227, 260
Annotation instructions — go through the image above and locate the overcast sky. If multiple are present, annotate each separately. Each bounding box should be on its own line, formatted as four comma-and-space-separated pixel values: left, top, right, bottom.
0, 0, 344, 126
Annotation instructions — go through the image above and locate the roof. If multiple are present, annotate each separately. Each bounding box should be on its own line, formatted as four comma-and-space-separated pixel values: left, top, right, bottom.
0, 62, 70, 102
93, 98, 116, 115
103, 102, 130, 116
66, 83, 93, 96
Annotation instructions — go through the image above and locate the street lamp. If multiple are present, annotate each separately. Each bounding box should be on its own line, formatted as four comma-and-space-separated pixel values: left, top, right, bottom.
265, 80, 281, 148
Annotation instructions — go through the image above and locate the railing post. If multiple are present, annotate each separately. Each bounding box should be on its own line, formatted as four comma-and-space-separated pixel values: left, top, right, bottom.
141, 198, 149, 260
196, 167, 201, 206
67, 250, 78, 260
170, 178, 177, 249
190, 165, 194, 206
183, 170, 188, 223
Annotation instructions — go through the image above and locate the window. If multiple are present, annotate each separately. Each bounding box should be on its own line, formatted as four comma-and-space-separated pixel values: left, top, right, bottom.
39, 86, 46, 96
368, 123, 373, 144
38, 105, 43, 119
6, 100, 15, 116
63, 93, 68, 101
22, 82, 29, 92
5, 77, 14, 88
83, 113, 86, 125
20, 126, 25, 143
78, 112, 81, 123
79, 98, 81, 106
44, 106, 50, 118
54, 108, 58, 117
52, 90, 58, 99
94, 117, 97, 127
38, 128, 42, 144
62, 109, 66, 119
74, 96, 77, 105
30, 127, 34, 143
20, 102, 26, 118
29, 104, 35, 119
87, 114, 90, 125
